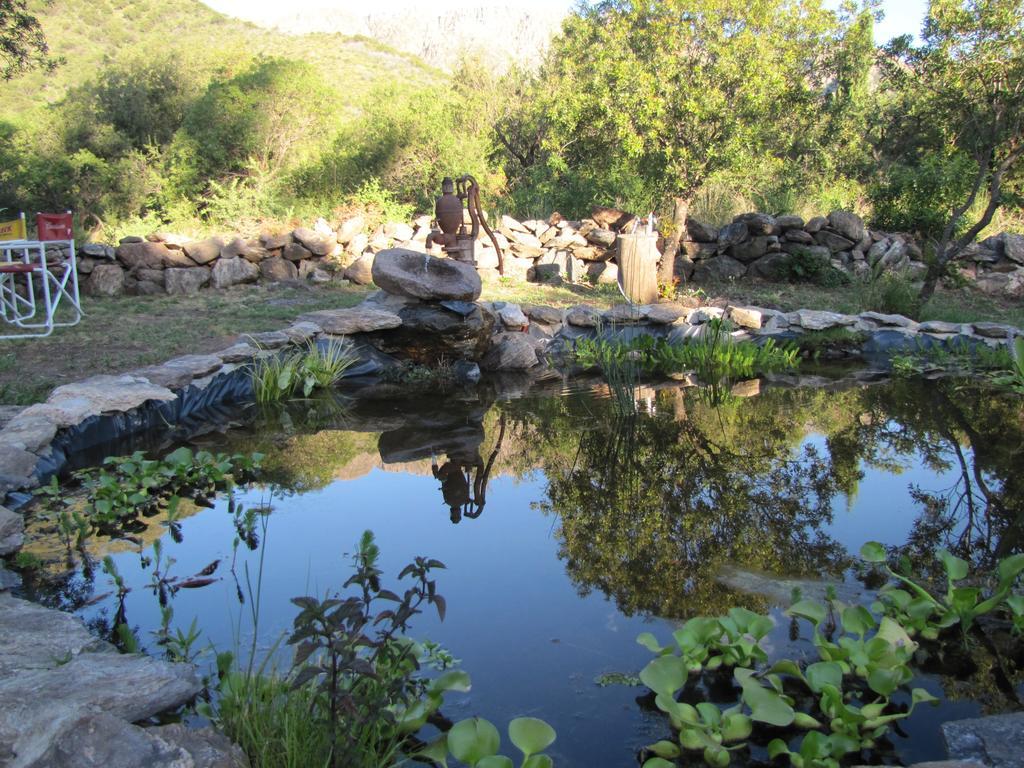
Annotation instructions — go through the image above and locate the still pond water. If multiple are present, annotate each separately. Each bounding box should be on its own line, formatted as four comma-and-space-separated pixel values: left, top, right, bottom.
22, 374, 1024, 766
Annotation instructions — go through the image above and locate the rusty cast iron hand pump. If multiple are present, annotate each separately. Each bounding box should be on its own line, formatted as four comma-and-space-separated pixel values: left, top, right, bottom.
425, 175, 504, 276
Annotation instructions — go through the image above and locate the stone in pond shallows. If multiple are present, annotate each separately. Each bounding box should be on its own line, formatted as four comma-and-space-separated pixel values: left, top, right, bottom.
942, 712, 1024, 768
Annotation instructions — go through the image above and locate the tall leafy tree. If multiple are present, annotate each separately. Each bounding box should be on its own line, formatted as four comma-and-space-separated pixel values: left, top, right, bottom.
0, 0, 59, 80
879, 0, 1024, 302
532, 0, 842, 281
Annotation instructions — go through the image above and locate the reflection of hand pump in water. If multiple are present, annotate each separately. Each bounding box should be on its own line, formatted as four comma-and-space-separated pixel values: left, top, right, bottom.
430, 414, 507, 524
425, 175, 504, 276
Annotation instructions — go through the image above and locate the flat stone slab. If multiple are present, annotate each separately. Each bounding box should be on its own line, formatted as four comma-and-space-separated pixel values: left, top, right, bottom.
0, 593, 201, 768
0, 412, 57, 453
860, 311, 918, 329
644, 303, 691, 325
281, 321, 321, 344
300, 307, 403, 335
135, 355, 224, 390
943, 713, 1024, 768
0, 444, 40, 492
217, 342, 258, 363
791, 309, 857, 331
972, 322, 1015, 339
0, 504, 24, 555
243, 330, 290, 349
37, 713, 249, 768
566, 306, 600, 327
26, 375, 176, 428
920, 320, 968, 335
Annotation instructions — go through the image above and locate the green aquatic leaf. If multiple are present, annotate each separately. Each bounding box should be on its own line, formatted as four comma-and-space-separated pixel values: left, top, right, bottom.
509, 717, 556, 758
448, 718, 500, 765
642, 759, 676, 768
640, 655, 688, 697
805, 662, 843, 693
938, 549, 969, 582
788, 599, 827, 627
841, 605, 876, 637
431, 670, 472, 693
735, 668, 795, 727
997, 554, 1024, 585
860, 541, 887, 563
867, 667, 902, 697
477, 757, 514, 768
647, 740, 681, 759
637, 632, 665, 654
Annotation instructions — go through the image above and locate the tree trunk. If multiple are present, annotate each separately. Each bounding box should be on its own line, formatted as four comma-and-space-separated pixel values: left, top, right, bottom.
658, 196, 690, 286
919, 249, 943, 304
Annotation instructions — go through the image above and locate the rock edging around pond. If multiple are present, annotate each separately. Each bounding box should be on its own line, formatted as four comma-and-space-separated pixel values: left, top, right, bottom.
2, 251, 1022, 506
0, 590, 246, 768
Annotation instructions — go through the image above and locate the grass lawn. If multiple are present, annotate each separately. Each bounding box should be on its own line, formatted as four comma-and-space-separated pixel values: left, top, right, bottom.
0, 284, 371, 405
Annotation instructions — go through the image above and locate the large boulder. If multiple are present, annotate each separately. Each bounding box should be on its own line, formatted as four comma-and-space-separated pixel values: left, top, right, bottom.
481, 332, 541, 370
372, 249, 482, 302
211, 257, 259, 289
746, 252, 789, 279
282, 242, 312, 262
344, 253, 375, 285
259, 232, 292, 251
336, 216, 365, 245
1003, 233, 1024, 265
165, 267, 211, 295
693, 255, 747, 282
730, 236, 770, 263
717, 222, 749, 249
115, 241, 169, 270
85, 265, 125, 297
813, 230, 856, 253
686, 218, 719, 243
733, 212, 777, 236
827, 210, 866, 243
292, 227, 333, 257
182, 237, 223, 266
259, 256, 298, 282
221, 237, 263, 262
362, 301, 495, 363
0, 506, 23, 556
0, 593, 203, 768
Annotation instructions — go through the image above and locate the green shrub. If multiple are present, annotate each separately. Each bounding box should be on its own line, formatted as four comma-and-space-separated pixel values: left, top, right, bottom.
868, 153, 976, 239
860, 274, 922, 319
773, 247, 850, 287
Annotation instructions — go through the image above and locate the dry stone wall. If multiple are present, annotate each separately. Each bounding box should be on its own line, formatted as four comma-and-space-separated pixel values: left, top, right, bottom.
57, 209, 1024, 300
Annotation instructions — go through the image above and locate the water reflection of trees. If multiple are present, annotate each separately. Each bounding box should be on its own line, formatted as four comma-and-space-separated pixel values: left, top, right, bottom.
517, 380, 1024, 620
836, 379, 1024, 573
533, 389, 852, 619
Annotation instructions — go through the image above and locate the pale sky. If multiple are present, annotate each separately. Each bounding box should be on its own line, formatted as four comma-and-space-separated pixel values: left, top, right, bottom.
205, 0, 930, 42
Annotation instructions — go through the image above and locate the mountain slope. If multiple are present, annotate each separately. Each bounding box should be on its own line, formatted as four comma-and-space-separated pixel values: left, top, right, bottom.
1, 0, 442, 115
204, 0, 567, 72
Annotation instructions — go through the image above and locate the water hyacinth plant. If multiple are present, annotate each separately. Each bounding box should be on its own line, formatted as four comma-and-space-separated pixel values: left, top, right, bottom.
637, 541, 1024, 768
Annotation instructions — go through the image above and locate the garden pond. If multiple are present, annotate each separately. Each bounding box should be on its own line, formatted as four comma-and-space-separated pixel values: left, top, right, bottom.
15, 373, 1024, 767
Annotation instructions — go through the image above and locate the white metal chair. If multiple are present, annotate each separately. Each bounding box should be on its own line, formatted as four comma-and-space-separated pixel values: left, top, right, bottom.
0, 211, 83, 339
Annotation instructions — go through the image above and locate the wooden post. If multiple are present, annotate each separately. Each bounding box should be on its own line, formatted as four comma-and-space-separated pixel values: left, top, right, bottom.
616, 233, 660, 304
